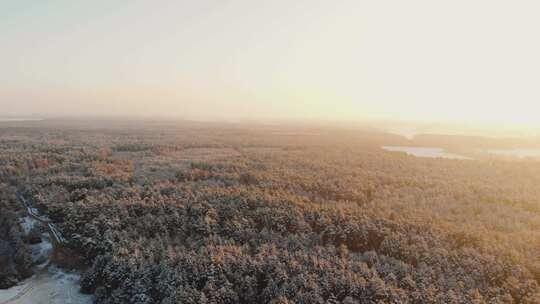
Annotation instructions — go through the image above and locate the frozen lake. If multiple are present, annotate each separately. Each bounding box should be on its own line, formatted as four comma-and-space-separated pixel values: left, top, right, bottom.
382, 146, 471, 160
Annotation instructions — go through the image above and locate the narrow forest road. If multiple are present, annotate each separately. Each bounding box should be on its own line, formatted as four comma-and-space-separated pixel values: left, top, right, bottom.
16, 194, 66, 246
0, 270, 47, 304
0, 195, 92, 304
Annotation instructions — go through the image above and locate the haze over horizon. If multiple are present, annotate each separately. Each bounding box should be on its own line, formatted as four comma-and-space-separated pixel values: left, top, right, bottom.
2, 1, 540, 129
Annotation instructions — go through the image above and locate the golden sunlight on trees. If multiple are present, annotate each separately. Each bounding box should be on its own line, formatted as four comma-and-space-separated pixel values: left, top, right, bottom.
1, 121, 540, 303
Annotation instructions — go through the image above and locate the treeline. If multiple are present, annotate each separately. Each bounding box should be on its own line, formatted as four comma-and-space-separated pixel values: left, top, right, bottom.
0, 186, 33, 288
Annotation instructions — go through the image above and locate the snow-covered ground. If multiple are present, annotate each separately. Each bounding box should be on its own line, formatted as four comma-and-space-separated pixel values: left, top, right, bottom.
0, 266, 93, 304
19, 217, 51, 265
29, 235, 52, 266
19, 217, 37, 235
0, 216, 93, 304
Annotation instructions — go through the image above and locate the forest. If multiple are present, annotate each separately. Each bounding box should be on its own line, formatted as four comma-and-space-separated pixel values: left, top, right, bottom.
1, 119, 540, 303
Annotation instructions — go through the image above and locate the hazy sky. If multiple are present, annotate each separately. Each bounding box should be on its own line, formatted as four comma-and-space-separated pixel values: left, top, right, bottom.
1, 1, 540, 126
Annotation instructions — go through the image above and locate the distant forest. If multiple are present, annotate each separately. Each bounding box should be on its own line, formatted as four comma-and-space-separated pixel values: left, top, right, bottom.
1, 120, 540, 303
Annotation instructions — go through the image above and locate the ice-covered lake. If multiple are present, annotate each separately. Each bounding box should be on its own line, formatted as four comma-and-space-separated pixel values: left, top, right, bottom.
382, 146, 471, 160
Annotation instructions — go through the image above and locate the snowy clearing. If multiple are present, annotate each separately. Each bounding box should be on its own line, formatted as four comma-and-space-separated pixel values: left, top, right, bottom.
0, 203, 92, 304
0, 266, 93, 304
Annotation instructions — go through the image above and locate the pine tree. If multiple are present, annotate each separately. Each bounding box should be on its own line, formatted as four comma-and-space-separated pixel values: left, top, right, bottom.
326, 293, 339, 304
342, 296, 360, 304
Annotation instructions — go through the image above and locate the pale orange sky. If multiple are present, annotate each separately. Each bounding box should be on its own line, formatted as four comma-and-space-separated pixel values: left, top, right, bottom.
1, 1, 540, 127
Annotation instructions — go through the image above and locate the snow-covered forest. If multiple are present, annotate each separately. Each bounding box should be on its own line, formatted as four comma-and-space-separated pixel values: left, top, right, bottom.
1, 120, 540, 303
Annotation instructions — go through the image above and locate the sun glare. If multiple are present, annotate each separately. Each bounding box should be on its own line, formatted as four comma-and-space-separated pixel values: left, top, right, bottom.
2, 1, 540, 130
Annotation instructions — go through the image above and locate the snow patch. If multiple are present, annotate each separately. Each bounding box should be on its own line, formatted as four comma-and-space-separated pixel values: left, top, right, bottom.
0, 280, 29, 302
0, 266, 93, 304
19, 217, 38, 235
28, 233, 52, 265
